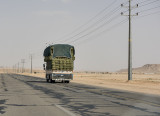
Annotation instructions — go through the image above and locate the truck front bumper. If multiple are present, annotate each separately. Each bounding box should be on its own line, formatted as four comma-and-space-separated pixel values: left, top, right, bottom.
50, 73, 73, 81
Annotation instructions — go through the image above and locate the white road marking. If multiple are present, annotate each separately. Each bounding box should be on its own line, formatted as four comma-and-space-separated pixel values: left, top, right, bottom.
55, 104, 76, 116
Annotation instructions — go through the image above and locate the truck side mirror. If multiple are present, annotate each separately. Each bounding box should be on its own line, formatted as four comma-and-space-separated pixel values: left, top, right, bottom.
43, 64, 46, 70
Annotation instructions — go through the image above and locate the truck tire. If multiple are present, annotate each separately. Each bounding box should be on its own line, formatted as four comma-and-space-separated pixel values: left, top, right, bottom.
50, 79, 55, 83
46, 79, 49, 82
65, 81, 70, 83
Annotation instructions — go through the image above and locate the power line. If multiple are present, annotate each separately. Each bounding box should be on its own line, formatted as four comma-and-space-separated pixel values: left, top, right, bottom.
61, 6, 122, 43
138, 5, 160, 13
57, 0, 118, 43
138, 0, 160, 7
27, 2, 129, 70
76, 18, 128, 46
135, 10, 160, 18
69, 14, 121, 44
54, 1, 130, 44
53, 0, 118, 44
125, 0, 160, 14
138, 0, 159, 4
121, 0, 160, 13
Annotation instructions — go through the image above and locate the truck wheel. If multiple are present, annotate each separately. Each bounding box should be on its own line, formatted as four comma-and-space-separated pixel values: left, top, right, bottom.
50, 79, 53, 83
65, 81, 70, 83
46, 79, 49, 82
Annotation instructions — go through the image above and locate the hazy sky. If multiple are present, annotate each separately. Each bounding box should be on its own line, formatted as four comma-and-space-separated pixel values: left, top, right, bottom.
0, 0, 160, 72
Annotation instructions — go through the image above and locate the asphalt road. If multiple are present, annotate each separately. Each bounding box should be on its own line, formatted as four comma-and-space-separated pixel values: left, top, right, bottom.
0, 73, 160, 116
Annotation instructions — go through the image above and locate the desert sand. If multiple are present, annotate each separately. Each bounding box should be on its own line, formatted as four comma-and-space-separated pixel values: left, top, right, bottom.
1, 68, 160, 95
1, 69, 158, 96
73, 72, 160, 95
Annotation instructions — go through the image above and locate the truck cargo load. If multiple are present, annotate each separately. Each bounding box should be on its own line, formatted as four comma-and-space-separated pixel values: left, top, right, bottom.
43, 44, 75, 83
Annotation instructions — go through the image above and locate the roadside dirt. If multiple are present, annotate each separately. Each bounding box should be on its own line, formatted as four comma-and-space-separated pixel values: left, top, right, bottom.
7, 71, 160, 96
73, 73, 160, 95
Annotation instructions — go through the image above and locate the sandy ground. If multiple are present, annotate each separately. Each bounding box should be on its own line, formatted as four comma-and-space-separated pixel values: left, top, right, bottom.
73, 73, 160, 95
2, 71, 158, 96
0, 69, 160, 95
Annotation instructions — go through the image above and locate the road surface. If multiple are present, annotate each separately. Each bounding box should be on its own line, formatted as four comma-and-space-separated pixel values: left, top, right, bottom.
0, 73, 160, 116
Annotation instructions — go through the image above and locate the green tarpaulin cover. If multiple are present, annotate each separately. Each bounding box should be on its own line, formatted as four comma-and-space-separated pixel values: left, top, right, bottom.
43, 44, 75, 58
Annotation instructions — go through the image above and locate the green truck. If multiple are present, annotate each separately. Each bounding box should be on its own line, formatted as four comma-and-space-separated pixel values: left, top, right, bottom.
43, 44, 75, 83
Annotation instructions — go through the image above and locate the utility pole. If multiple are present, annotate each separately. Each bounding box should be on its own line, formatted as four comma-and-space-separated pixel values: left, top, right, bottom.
121, 0, 138, 80
128, 0, 132, 81
17, 62, 19, 73
21, 59, 25, 73
12, 65, 14, 73
14, 64, 17, 73
29, 54, 33, 73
